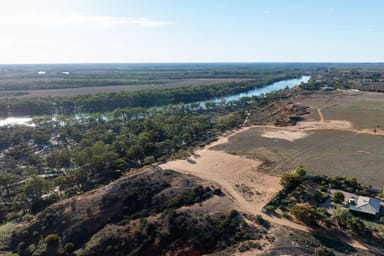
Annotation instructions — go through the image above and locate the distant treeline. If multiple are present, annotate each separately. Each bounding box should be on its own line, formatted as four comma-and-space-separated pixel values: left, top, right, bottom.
0, 79, 165, 91
0, 74, 298, 116
0, 63, 309, 91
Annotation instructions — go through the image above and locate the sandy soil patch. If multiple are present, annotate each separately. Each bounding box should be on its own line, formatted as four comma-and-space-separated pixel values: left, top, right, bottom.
161, 149, 269, 209
295, 120, 353, 130
160, 147, 309, 232
261, 129, 309, 142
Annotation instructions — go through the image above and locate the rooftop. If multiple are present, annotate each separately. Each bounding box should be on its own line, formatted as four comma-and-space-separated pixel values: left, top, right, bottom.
349, 196, 381, 215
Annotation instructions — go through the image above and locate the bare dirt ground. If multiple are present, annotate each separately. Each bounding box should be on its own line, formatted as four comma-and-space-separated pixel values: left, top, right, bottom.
254, 101, 384, 142
261, 129, 309, 142
161, 133, 309, 232
160, 127, 370, 252
160, 90, 384, 253
293, 89, 384, 129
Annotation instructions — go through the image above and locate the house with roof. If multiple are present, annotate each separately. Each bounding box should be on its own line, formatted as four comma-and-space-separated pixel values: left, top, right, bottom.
349, 196, 381, 217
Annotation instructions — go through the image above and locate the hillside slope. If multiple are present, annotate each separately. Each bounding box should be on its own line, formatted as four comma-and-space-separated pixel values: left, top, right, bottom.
8, 167, 269, 256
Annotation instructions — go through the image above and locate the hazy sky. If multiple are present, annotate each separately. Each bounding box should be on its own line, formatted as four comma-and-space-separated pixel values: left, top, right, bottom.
1, 0, 383, 63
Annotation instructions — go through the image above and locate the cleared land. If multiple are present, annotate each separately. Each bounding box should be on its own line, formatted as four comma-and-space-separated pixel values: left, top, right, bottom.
161, 135, 309, 232
213, 90, 384, 188
0, 78, 248, 98
293, 89, 384, 129
213, 128, 384, 188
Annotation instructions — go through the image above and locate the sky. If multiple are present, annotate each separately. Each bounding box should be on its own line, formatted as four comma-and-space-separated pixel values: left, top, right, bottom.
0, 0, 383, 64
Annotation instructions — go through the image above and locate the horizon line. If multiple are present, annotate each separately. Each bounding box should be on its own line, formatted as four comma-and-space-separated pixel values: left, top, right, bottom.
1, 61, 384, 65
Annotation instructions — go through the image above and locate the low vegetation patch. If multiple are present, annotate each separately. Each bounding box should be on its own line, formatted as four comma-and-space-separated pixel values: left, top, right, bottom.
265, 165, 383, 248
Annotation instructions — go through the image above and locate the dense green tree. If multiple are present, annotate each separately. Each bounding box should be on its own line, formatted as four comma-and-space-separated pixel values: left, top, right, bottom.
23, 175, 49, 202
332, 192, 345, 204
0, 173, 20, 196
280, 172, 303, 190
289, 203, 321, 225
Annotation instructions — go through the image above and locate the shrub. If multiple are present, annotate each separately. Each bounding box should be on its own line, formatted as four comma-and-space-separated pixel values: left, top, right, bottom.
21, 213, 33, 222
17, 242, 25, 252
44, 234, 59, 246
64, 242, 75, 254
314, 190, 328, 204
144, 156, 156, 165
332, 192, 345, 204
295, 165, 307, 177
213, 187, 224, 196
280, 172, 303, 190
265, 205, 275, 212
289, 203, 321, 225
314, 247, 335, 256
27, 244, 36, 254
282, 211, 290, 218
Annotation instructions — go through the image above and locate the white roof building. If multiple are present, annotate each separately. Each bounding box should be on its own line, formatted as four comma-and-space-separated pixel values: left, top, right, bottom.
349, 196, 381, 216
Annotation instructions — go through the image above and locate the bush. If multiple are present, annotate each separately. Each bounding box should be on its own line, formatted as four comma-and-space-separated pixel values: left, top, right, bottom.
314, 190, 328, 204
295, 165, 307, 177
44, 234, 59, 246
333, 191, 345, 204
144, 156, 156, 165
314, 247, 335, 256
21, 213, 33, 222
282, 211, 290, 218
280, 172, 303, 190
289, 203, 321, 225
64, 242, 75, 254
17, 242, 25, 252
265, 205, 275, 213
27, 244, 36, 254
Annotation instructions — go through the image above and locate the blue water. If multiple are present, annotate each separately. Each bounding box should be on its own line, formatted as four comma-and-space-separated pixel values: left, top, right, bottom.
200, 76, 310, 106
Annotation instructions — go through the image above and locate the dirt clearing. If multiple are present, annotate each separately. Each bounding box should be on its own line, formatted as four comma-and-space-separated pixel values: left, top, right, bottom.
261, 129, 309, 142
160, 140, 308, 232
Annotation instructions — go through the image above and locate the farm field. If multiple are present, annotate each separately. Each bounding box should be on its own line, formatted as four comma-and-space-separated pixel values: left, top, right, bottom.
212, 90, 384, 188
0, 78, 249, 98
0, 63, 303, 98
293, 90, 384, 129
213, 128, 384, 188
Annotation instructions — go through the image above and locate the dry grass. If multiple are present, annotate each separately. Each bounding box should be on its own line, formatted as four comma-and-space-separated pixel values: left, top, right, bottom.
294, 90, 384, 129
213, 127, 384, 188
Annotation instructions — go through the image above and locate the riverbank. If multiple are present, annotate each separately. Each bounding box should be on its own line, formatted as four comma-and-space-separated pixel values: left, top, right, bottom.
0, 76, 310, 126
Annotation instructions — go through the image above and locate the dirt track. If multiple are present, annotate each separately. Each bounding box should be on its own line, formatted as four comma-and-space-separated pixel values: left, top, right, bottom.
160, 132, 309, 232
160, 107, 374, 250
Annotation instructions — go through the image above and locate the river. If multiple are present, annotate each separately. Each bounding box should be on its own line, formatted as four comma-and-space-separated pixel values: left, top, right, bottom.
202, 75, 310, 105
0, 76, 310, 127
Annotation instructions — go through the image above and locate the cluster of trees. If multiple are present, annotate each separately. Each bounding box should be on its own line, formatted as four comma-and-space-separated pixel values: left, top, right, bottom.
265, 166, 378, 245
0, 75, 297, 223
0, 99, 251, 219
279, 165, 306, 190
265, 165, 307, 212
331, 207, 372, 239
313, 175, 377, 197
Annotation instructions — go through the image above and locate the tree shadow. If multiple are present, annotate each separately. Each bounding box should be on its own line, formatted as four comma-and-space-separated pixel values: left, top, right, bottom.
186, 159, 196, 164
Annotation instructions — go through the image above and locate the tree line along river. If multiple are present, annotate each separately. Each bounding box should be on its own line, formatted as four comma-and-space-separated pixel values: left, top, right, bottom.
0, 76, 310, 127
